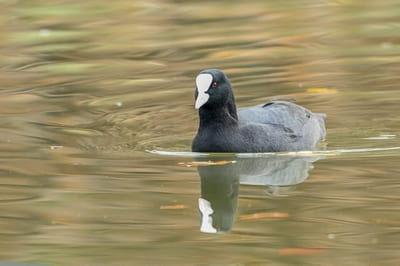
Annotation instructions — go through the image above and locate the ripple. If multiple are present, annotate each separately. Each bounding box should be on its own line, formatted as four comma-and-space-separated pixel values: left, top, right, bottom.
147, 146, 400, 158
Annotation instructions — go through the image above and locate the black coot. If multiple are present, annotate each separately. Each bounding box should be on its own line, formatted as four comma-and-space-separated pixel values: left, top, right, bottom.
192, 69, 326, 153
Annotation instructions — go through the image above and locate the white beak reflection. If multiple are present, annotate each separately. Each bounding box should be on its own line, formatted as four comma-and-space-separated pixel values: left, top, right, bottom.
198, 198, 217, 233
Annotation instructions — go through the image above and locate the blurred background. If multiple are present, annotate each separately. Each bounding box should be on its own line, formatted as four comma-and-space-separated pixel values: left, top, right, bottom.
0, 0, 400, 265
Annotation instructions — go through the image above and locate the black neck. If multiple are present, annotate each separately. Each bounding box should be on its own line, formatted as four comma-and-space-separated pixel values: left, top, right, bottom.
198, 105, 239, 130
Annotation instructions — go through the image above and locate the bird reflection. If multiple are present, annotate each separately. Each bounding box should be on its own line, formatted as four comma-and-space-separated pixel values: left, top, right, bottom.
197, 155, 323, 233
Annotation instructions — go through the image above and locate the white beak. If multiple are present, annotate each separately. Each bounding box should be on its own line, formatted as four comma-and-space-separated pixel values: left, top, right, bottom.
195, 73, 213, 109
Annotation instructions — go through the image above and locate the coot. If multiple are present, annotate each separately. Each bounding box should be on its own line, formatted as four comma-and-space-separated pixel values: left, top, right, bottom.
192, 69, 326, 153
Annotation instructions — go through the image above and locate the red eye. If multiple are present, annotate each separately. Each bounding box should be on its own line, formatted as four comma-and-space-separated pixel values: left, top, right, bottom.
212, 82, 218, 88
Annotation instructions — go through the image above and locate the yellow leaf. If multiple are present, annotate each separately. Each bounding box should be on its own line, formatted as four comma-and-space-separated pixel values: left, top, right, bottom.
178, 161, 236, 167
279, 248, 327, 255
306, 88, 337, 94
210, 50, 243, 59
160, 205, 186, 210
239, 212, 289, 220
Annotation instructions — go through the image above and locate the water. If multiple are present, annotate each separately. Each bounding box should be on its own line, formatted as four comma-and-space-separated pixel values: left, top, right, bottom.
1, 0, 400, 265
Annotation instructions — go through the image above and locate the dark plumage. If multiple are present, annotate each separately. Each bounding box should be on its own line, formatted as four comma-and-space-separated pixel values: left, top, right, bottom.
192, 69, 326, 153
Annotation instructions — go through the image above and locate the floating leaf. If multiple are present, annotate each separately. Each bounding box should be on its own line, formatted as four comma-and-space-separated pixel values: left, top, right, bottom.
306, 88, 337, 94
178, 160, 236, 167
160, 204, 186, 210
279, 248, 327, 255
210, 49, 244, 59
50, 145, 64, 150
239, 212, 289, 220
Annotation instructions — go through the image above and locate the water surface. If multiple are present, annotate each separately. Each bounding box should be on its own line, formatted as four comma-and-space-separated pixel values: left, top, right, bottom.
1, 0, 400, 265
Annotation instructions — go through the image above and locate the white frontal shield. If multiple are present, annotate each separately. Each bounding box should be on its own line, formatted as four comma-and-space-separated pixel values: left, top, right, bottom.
195, 73, 213, 109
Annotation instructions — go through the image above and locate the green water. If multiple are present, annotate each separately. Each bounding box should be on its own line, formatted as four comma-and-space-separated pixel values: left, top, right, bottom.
1, 0, 400, 265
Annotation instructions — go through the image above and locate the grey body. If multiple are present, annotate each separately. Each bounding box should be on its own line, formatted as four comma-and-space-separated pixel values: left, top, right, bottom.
237, 101, 326, 151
